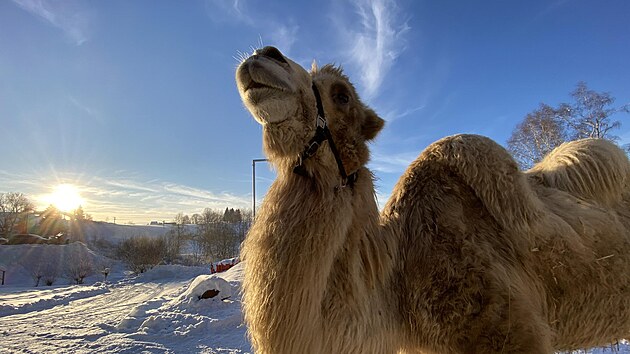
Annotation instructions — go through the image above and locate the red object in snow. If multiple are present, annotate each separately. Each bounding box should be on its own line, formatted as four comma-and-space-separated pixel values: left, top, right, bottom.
210, 258, 239, 274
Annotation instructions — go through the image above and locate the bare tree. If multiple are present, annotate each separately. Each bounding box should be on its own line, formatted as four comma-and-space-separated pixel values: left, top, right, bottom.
116, 236, 167, 273
188, 233, 207, 265
180, 208, 249, 264
163, 231, 184, 264
21, 259, 45, 287
236, 209, 253, 245
0, 192, 34, 238
508, 82, 629, 169
19, 245, 63, 286
507, 104, 569, 169
64, 249, 94, 284
196, 209, 222, 261
559, 82, 630, 141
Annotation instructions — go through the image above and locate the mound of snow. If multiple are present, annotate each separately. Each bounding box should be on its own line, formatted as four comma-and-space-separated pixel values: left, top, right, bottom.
114, 266, 248, 351
219, 261, 244, 284
179, 274, 233, 303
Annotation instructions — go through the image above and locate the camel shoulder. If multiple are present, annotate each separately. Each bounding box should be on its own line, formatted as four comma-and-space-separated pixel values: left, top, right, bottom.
383, 134, 545, 232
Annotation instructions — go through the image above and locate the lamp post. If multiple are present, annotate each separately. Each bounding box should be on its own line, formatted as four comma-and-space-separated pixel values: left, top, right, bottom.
252, 158, 268, 219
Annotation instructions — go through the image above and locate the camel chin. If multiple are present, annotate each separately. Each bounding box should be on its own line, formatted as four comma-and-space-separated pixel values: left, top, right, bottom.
243, 92, 301, 125
236, 47, 312, 125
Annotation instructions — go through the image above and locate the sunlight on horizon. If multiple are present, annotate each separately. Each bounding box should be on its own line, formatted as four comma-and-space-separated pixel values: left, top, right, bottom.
43, 184, 85, 213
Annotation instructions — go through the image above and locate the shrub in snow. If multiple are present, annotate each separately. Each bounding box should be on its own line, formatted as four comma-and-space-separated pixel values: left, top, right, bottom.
64, 248, 94, 284
42, 268, 59, 286
115, 236, 167, 273
1, 242, 112, 286
19, 245, 60, 286
162, 226, 186, 264
21, 259, 44, 286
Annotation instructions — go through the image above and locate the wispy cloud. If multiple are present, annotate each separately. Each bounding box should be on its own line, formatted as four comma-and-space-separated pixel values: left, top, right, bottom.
11, 0, 90, 45
337, 0, 409, 98
0, 170, 251, 224
369, 150, 418, 174
205, 0, 299, 54
269, 23, 299, 55
382, 105, 425, 123
204, 0, 253, 25
535, 0, 571, 19
68, 96, 96, 117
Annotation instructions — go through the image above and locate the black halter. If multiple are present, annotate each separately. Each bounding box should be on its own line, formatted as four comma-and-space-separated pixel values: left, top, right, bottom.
293, 83, 358, 187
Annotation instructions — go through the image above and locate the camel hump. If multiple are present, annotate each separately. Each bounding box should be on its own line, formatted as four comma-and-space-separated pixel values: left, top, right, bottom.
527, 138, 630, 207
412, 134, 546, 231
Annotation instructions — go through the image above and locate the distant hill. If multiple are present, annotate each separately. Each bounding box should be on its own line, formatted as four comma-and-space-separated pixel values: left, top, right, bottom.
80, 221, 198, 243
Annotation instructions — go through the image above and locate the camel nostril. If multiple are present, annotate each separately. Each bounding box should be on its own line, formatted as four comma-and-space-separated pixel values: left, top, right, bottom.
256, 46, 288, 64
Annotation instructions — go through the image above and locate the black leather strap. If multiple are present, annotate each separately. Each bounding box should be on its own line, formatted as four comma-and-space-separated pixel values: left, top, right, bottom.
293, 83, 358, 187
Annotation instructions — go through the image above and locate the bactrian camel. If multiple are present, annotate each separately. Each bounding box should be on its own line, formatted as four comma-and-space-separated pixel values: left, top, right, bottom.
235, 46, 630, 354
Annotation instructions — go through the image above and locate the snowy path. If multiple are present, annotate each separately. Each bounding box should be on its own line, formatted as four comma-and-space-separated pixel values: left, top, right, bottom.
0, 271, 250, 353
2, 282, 174, 353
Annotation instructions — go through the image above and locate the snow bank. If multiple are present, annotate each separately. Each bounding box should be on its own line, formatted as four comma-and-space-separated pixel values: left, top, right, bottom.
219, 261, 244, 284
114, 263, 249, 352
0, 243, 114, 287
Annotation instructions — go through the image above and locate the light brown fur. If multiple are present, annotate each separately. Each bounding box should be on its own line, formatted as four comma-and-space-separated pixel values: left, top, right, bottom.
236, 47, 630, 353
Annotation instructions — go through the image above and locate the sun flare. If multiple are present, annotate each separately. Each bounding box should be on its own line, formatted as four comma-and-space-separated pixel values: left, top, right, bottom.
47, 184, 84, 212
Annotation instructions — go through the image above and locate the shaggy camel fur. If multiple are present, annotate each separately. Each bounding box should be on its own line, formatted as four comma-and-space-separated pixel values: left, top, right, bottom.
236, 46, 630, 354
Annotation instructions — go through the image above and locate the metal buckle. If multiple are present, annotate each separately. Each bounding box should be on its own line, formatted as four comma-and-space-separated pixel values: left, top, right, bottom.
304, 141, 321, 158
316, 114, 326, 129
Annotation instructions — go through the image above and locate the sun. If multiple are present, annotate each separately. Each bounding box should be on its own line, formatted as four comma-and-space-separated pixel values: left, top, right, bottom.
48, 184, 85, 213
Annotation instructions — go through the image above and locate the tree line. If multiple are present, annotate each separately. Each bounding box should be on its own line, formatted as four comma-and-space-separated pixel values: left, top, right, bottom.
507, 82, 629, 169
103, 207, 252, 273
165, 208, 252, 265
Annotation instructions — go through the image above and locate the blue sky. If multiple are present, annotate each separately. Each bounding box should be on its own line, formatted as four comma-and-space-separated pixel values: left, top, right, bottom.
1, 0, 629, 224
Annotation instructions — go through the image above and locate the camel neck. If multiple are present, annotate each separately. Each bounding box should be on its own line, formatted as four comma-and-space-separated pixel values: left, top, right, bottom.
242, 166, 397, 353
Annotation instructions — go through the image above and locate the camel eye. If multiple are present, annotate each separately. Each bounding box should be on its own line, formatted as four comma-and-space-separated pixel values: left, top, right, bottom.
333, 93, 350, 105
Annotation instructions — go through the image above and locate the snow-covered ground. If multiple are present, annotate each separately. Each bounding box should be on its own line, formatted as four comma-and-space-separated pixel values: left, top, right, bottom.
0, 262, 250, 353
0, 239, 628, 353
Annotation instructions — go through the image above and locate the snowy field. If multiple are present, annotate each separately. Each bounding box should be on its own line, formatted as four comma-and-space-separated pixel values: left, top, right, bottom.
0, 240, 628, 353
0, 259, 250, 353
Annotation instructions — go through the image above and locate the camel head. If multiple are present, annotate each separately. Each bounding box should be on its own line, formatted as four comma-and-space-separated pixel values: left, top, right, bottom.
236, 46, 384, 183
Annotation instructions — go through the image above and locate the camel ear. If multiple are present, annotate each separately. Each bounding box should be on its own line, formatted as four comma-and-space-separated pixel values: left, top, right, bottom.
362, 109, 385, 140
